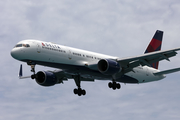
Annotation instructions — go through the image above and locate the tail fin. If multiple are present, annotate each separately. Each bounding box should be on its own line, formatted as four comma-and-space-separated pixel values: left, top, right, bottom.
144, 30, 163, 69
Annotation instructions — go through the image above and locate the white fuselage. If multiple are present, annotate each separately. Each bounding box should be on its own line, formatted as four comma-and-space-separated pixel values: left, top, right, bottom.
11, 40, 165, 84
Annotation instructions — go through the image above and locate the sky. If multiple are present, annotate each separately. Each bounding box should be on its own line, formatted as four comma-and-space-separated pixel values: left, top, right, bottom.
1, 0, 180, 120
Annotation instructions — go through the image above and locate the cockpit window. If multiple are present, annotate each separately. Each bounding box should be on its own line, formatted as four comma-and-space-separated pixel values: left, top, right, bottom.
14, 44, 30, 48
15, 44, 22, 48
22, 44, 30, 47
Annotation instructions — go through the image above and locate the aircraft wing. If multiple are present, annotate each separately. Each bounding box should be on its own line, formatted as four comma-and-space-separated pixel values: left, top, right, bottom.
117, 47, 180, 72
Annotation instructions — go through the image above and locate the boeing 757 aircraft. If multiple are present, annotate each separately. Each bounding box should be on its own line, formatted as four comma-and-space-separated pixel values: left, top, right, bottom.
11, 30, 180, 96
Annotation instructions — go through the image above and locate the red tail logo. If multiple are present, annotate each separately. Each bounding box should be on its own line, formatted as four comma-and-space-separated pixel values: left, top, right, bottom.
145, 30, 163, 69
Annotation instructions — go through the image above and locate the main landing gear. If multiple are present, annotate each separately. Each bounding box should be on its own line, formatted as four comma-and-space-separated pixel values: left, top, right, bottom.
108, 81, 121, 90
73, 75, 86, 96
74, 88, 86, 96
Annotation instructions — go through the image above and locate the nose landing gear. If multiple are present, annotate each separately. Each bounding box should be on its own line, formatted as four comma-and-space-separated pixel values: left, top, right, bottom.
27, 61, 36, 79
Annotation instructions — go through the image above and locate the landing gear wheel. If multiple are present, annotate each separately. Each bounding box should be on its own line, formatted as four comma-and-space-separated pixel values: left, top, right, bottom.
74, 88, 78, 94
82, 89, 86, 95
73, 75, 86, 96
116, 83, 121, 89
112, 86, 116, 90
78, 88, 82, 96
78, 92, 82, 96
108, 82, 121, 90
108, 82, 113, 88
31, 74, 36, 79
27, 62, 36, 80
73, 88, 86, 96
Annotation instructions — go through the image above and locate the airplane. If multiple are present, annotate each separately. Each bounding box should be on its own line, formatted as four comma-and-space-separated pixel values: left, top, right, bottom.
11, 30, 180, 96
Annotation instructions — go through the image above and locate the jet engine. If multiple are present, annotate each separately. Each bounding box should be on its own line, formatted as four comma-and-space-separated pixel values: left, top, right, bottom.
35, 71, 58, 86
98, 59, 121, 75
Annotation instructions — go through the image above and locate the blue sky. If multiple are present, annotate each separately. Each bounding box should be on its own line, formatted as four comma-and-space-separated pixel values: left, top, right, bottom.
1, 0, 180, 120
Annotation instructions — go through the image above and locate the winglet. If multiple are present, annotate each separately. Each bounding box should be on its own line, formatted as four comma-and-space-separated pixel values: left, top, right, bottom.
145, 30, 163, 69
18, 64, 31, 79
19, 64, 23, 78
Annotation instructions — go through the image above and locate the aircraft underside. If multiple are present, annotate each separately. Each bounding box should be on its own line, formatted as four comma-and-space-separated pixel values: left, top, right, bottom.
22, 59, 139, 84
20, 60, 138, 96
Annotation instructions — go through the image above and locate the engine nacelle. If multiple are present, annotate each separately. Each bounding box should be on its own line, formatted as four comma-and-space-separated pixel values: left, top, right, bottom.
98, 59, 121, 75
35, 71, 58, 86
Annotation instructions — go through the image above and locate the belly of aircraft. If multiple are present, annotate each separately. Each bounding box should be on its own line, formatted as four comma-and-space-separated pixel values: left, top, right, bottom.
22, 59, 139, 83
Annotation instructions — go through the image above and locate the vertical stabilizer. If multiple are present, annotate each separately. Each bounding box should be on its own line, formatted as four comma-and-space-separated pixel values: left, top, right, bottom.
144, 30, 163, 69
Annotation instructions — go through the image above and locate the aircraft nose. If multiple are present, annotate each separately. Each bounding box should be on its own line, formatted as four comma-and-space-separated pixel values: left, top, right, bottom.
11, 48, 20, 59
11, 49, 16, 58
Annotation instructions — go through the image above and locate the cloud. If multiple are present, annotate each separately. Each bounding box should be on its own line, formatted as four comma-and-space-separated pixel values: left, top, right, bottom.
1, 0, 180, 120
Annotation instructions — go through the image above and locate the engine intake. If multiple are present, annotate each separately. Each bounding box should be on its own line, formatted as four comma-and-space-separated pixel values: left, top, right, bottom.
35, 71, 58, 86
98, 59, 121, 75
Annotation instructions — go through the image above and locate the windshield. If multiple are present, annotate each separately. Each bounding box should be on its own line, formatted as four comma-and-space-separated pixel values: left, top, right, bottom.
14, 44, 30, 48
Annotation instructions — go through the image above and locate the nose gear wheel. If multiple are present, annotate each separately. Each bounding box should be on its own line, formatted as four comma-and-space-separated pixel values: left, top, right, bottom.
27, 61, 36, 79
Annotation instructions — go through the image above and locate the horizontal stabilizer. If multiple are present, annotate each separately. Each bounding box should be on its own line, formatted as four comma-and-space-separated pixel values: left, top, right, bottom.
154, 67, 180, 75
